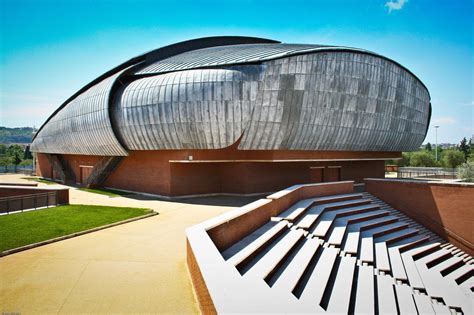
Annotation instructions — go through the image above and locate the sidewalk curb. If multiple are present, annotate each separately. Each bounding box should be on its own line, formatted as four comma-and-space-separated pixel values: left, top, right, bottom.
0, 211, 158, 257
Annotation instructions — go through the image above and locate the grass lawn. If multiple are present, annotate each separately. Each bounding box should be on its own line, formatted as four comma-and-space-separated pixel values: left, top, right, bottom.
0, 205, 152, 252
22, 177, 57, 185
78, 187, 130, 197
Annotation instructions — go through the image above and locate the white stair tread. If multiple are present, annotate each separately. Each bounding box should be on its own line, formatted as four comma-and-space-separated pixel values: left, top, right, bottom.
376, 227, 419, 245
312, 204, 380, 237
300, 247, 339, 306
430, 255, 463, 274
360, 236, 375, 263
412, 293, 436, 315
326, 256, 356, 314
246, 229, 304, 280
395, 284, 418, 314
274, 193, 363, 221
296, 198, 369, 230
375, 241, 391, 272
416, 247, 451, 267
431, 302, 451, 314
415, 257, 471, 312
274, 198, 317, 222
226, 221, 288, 267
342, 216, 398, 254
327, 209, 390, 246
354, 265, 374, 314
376, 274, 398, 314
401, 250, 426, 290
388, 246, 408, 281
273, 237, 320, 293
444, 264, 473, 283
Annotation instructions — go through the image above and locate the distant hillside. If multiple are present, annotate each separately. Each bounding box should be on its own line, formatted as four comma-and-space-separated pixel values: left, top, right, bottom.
0, 127, 34, 144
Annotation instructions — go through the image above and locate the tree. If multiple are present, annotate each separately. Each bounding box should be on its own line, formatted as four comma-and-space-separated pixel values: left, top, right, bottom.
410, 151, 436, 167
442, 149, 465, 168
0, 144, 6, 155
24, 145, 33, 160
396, 152, 412, 166
0, 156, 11, 166
425, 142, 432, 151
6, 144, 23, 166
457, 161, 474, 182
459, 137, 471, 160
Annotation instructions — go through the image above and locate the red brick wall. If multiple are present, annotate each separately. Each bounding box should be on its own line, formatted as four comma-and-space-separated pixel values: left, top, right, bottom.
36, 153, 53, 179
105, 151, 172, 195
365, 179, 474, 256
60, 155, 101, 182
36, 148, 392, 196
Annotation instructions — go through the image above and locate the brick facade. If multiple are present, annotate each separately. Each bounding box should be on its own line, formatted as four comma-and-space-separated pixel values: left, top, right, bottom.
36, 145, 396, 196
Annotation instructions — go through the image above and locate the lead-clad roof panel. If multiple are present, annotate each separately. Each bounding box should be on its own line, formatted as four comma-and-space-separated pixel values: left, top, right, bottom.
31, 71, 128, 156
135, 44, 332, 75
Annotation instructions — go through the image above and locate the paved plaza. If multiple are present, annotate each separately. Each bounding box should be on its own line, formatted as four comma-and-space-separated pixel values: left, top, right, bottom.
0, 174, 258, 314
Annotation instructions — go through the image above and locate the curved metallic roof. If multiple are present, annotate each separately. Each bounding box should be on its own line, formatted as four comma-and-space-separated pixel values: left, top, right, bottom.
31, 36, 432, 155
135, 44, 331, 74
32, 36, 278, 143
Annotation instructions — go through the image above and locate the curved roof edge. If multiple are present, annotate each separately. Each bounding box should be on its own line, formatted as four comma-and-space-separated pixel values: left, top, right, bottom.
33, 36, 279, 141
132, 45, 430, 100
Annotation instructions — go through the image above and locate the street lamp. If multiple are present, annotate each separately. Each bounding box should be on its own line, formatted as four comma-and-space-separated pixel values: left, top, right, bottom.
435, 125, 440, 161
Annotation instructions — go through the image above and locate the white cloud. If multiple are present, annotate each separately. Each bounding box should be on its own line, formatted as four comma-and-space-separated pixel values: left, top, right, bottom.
385, 0, 408, 12
432, 117, 457, 125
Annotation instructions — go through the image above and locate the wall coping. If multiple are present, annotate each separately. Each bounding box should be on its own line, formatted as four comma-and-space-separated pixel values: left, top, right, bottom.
0, 185, 70, 191
364, 178, 474, 187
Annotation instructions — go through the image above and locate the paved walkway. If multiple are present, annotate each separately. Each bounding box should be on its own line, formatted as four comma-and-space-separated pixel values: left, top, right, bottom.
0, 174, 259, 314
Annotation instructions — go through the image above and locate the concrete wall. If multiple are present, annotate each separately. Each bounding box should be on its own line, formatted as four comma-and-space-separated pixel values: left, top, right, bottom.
364, 178, 474, 256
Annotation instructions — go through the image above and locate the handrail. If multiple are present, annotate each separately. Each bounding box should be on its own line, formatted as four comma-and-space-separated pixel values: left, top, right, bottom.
0, 191, 58, 214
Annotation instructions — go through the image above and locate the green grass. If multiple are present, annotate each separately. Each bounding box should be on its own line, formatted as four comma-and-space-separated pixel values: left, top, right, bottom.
0, 205, 152, 252
21, 177, 57, 185
78, 187, 130, 197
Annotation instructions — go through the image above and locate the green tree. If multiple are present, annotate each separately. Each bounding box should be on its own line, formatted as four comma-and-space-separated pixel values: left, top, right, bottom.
24, 145, 33, 160
6, 144, 23, 166
442, 149, 465, 168
410, 151, 436, 167
457, 161, 474, 182
396, 152, 412, 166
459, 137, 471, 160
425, 142, 432, 151
19, 159, 33, 166
0, 156, 11, 166
0, 144, 7, 155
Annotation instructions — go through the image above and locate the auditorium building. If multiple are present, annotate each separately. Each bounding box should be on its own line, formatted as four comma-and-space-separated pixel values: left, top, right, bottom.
31, 36, 431, 197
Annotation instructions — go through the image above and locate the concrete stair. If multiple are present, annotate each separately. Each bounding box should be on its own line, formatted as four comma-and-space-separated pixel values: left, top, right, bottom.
220, 191, 473, 314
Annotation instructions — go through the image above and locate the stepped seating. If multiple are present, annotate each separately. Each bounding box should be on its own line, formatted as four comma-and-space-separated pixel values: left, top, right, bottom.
219, 191, 473, 314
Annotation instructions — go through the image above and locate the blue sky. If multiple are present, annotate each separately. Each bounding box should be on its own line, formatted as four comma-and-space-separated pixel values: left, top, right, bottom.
0, 0, 472, 144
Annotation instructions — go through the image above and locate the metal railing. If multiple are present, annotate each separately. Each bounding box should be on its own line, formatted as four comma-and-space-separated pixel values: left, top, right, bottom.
397, 167, 457, 179
0, 191, 58, 214
0, 165, 34, 175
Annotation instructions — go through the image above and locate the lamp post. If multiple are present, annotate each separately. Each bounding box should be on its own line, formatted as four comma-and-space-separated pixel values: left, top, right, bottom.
435, 125, 440, 161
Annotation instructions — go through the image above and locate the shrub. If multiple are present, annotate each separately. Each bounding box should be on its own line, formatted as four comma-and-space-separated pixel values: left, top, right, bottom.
410, 151, 436, 167
0, 156, 12, 166
442, 150, 465, 169
457, 161, 474, 182
396, 152, 412, 166
19, 159, 33, 166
